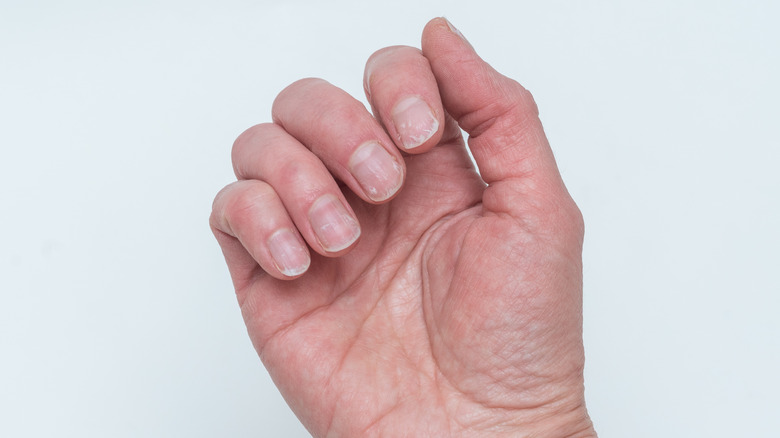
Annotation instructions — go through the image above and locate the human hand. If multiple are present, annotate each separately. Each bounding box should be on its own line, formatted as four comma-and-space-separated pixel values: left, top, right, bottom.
211, 18, 595, 437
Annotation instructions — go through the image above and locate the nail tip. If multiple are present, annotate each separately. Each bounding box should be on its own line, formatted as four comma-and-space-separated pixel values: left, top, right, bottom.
444, 17, 457, 32
280, 263, 309, 278
401, 117, 439, 150
370, 162, 404, 201
268, 228, 311, 278
323, 228, 361, 253
442, 17, 472, 48
393, 96, 439, 151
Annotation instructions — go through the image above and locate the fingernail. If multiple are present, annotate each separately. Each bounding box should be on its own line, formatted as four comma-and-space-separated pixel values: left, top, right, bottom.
308, 195, 361, 252
364, 58, 377, 99
349, 141, 403, 202
267, 229, 310, 277
443, 18, 473, 49
392, 96, 439, 150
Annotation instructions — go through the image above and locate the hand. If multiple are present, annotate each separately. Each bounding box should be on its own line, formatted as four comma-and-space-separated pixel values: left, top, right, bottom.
211, 18, 595, 437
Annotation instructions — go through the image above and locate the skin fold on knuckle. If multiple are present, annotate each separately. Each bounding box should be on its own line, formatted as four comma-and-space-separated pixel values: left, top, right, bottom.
222, 184, 277, 237
231, 123, 280, 178
272, 78, 330, 127
210, 183, 243, 236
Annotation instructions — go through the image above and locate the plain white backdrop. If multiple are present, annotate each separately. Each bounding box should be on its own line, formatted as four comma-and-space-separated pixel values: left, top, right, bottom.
2, 0, 778, 436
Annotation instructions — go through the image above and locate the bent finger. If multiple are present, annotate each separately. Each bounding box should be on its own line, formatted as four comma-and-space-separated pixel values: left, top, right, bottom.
232, 123, 361, 256
364, 46, 445, 153
272, 78, 405, 203
210, 180, 311, 281
422, 18, 564, 195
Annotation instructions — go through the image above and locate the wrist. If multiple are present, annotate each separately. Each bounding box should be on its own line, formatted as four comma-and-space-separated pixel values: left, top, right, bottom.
473, 408, 596, 438
489, 409, 595, 438
459, 391, 596, 437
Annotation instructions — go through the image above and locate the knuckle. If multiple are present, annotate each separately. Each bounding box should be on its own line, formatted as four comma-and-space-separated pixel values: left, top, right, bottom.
322, 100, 363, 128
275, 155, 320, 189
271, 78, 329, 126
233, 122, 280, 149
568, 202, 585, 238
540, 197, 586, 247
274, 78, 328, 108
463, 78, 540, 140
286, 77, 328, 92
232, 124, 272, 169
232, 123, 288, 179
364, 45, 427, 99
209, 187, 231, 233
497, 82, 539, 129
234, 122, 276, 146
222, 182, 275, 231
367, 45, 405, 64
554, 199, 585, 245
229, 182, 272, 213
511, 82, 539, 117
365, 46, 419, 74
210, 182, 241, 234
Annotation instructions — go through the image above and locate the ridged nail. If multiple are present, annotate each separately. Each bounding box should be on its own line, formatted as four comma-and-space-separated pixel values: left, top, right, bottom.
349, 141, 403, 201
308, 195, 361, 252
267, 229, 310, 277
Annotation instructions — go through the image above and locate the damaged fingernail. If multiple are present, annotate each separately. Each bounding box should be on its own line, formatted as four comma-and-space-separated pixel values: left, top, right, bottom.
392, 96, 439, 150
308, 195, 361, 252
349, 141, 404, 202
267, 228, 310, 277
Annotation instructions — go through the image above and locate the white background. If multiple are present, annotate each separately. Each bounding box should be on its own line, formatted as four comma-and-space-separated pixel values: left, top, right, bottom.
2, 0, 778, 436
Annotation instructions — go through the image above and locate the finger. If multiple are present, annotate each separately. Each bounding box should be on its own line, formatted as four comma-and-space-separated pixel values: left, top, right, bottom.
364, 46, 444, 153
232, 123, 361, 256
272, 78, 405, 203
421, 18, 569, 208
210, 180, 311, 281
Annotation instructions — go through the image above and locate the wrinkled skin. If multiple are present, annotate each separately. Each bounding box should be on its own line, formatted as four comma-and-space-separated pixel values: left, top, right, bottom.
211, 18, 596, 437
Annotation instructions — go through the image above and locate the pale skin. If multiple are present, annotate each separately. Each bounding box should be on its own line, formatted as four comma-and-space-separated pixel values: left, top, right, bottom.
211, 18, 596, 437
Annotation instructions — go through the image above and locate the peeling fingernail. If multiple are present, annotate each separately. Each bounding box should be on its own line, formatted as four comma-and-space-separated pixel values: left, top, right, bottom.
308, 195, 361, 252
392, 96, 439, 150
350, 141, 403, 202
444, 18, 473, 49
267, 229, 310, 277
364, 58, 376, 99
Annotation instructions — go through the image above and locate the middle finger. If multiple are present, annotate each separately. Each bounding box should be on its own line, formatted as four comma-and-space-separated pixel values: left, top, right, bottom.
272, 78, 406, 204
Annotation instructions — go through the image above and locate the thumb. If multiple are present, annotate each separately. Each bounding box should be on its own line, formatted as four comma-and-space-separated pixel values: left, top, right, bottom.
422, 18, 569, 214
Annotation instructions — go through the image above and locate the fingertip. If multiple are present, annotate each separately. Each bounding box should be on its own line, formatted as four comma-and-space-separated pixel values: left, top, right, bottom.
271, 77, 330, 125
362, 45, 445, 154
422, 17, 537, 132
423, 17, 472, 47
422, 17, 444, 37
422, 17, 472, 53
211, 180, 313, 284
422, 17, 568, 213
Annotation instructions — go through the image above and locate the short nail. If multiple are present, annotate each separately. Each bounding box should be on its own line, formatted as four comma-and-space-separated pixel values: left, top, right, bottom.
349, 141, 403, 202
392, 96, 439, 150
308, 195, 361, 252
267, 229, 310, 276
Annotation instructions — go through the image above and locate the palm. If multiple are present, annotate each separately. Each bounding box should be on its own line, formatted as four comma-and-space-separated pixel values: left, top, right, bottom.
237, 128, 585, 436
